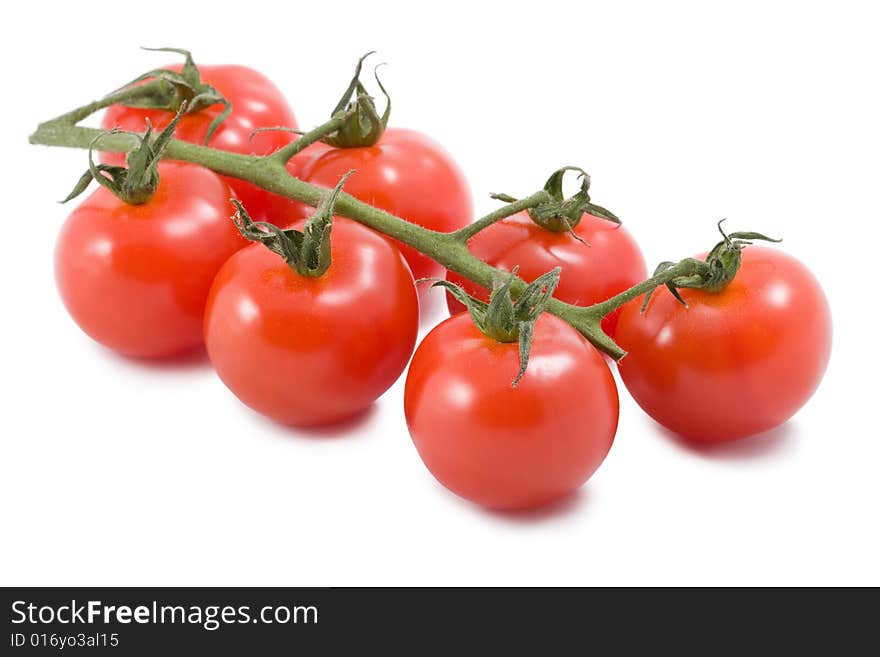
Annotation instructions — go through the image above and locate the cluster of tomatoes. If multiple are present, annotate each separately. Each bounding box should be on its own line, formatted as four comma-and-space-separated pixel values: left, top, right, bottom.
52, 53, 832, 511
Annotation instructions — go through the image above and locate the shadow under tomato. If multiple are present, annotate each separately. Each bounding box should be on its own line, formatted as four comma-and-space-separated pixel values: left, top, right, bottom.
656, 420, 797, 461
294, 404, 380, 439
100, 343, 212, 371
248, 403, 380, 441
472, 488, 591, 525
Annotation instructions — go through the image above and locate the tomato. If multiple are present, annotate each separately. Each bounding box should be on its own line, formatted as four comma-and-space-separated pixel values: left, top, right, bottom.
55, 162, 244, 358
616, 246, 832, 442
102, 61, 305, 225
295, 128, 472, 280
446, 211, 646, 335
204, 218, 419, 426
404, 313, 618, 510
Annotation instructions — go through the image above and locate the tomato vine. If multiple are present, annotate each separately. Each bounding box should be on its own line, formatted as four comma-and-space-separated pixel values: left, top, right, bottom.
29, 63, 760, 361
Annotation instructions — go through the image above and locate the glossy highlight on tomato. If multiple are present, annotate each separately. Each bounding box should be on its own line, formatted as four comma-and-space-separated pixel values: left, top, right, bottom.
295, 128, 472, 280
616, 247, 832, 442
446, 211, 646, 335
204, 218, 420, 426
55, 162, 245, 358
404, 313, 618, 510
102, 63, 305, 225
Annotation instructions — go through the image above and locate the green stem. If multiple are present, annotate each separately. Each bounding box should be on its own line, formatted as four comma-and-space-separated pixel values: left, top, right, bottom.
451, 191, 551, 242
583, 257, 716, 321
73, 84, 167, 124
270, 109, 355, 164
29, 98, 682, 361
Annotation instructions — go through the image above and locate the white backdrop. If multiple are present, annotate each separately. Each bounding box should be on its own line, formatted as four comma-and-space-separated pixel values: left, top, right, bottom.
2, 0, 877, 586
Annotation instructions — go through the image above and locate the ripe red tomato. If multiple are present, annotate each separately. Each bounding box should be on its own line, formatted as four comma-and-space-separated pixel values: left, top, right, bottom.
404, 313, 618, 510
616, 247, 832, 442
446, 211, 646, 335
102, 62, 305, 225
204, 218, 419, 426
295, 128, 472, 280
55, 162, 245, 358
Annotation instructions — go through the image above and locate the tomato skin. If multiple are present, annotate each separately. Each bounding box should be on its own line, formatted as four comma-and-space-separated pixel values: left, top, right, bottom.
102, 64, 306, 225
204, 218, 419, 426
446, 212, 646, 335
404, 313, 618, 510
55, 162, 245, 358
616, 247, 832, 442
295, 128, 472, 280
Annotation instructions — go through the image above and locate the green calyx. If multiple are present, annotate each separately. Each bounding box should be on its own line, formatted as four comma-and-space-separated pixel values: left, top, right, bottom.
642, 220, 781, 310
232, 171, 355, 278
112, 47, 231, 145
432, 267, 562, 387
492, 166, 620, 236
321, 52, 390, 148
62, 106, 184, 205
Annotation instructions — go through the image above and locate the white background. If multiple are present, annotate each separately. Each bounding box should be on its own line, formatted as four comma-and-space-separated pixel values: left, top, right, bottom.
2, 0, 878, 586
